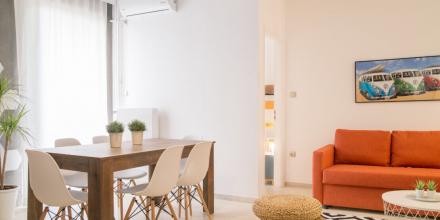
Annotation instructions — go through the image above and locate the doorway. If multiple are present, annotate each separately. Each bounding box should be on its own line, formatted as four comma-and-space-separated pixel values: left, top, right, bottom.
263, 35, 286, 187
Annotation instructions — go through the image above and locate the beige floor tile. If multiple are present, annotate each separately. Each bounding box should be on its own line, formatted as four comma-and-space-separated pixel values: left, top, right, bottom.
16, 186, 399, 220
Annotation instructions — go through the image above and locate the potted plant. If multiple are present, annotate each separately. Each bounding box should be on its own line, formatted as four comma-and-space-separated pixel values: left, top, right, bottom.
0, 75, 30, 220
106, 121, 124, 148
128, 119, 146, 145
427, 180, 438, 199
415, 180, 425, 199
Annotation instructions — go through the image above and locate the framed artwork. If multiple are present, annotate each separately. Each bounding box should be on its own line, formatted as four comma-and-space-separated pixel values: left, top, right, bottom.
355, 55, 440, 103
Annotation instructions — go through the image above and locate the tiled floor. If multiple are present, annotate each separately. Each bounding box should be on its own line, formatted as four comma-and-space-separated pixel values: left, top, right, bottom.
16, 186, 400, 220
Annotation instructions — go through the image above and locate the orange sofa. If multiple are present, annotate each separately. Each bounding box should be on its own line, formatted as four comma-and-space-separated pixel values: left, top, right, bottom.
313, 129, 440, 211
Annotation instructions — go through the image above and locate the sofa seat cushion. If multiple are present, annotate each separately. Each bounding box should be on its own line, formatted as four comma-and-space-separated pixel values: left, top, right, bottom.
334, 129, 391, 166
323, 165, 440, 189
392, 131, 440, 168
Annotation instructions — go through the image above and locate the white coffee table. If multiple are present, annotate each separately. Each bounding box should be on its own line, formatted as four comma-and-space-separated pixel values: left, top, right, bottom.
382, 190, 440, 219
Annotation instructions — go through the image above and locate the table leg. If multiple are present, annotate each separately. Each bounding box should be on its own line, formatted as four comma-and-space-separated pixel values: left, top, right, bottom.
203, 144, 214, 214
87, 159, 115, 220
27, 168, 43, 220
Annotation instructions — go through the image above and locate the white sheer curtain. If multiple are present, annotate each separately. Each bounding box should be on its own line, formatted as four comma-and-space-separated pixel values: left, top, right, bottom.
15, 0, 108, 147
14, 0, 108, 205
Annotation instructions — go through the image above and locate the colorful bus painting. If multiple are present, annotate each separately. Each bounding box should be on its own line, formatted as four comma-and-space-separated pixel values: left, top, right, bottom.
390, 69, 425, 96
358, 72, 396, 100
422, 66, 440, 91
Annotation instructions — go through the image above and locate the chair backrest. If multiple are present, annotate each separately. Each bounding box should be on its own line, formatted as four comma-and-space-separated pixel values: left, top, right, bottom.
178, 142, 212, 186
54, 138, 81, 147
143, 146, 183, 197
26, 150, 79, 207
92, 135, 109, 144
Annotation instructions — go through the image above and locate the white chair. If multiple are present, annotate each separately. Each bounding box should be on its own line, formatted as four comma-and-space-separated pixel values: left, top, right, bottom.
92, 135, 148, 220
180, 136, 200, 172
26, 150, 88, 219
54, 138, 88, 190
121, 146, 183, 220
176, 142, 213, 220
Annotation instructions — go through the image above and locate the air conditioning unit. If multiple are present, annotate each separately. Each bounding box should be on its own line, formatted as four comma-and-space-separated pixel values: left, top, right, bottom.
119, 0, 177, 18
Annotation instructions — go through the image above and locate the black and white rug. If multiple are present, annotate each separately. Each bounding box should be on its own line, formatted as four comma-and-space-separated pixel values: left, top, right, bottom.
322, 212, 384, 220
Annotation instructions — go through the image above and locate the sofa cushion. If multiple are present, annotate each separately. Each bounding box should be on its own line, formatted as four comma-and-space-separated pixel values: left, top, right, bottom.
334, 129, 391, 166
392, 131, 440, 168
323, 164, 440, 189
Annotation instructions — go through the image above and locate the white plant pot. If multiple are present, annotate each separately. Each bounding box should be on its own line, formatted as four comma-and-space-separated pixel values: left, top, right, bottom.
416, 189, 425, 199
0, 186, 18, 220
109, 133, 123, 148
427, 190, 436, 199
131, 131, 144, 145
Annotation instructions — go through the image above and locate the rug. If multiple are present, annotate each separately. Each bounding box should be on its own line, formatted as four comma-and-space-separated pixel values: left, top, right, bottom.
322, 212, 384, 220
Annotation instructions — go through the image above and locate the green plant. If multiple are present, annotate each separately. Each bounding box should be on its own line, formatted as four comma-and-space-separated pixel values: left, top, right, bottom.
106, 121, 124, 133
415, 180, 425, 190
128, 120, 146, 132
427, 180, 438, 191
0, 75, 30, 190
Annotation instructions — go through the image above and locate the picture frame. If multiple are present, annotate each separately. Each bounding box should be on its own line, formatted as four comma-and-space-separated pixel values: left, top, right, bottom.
355, 55, 440, 103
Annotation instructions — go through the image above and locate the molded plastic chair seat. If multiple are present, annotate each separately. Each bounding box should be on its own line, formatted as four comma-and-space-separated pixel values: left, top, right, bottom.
63, 172, 88, 189
122, 146, 183, 220
26, 150, 88, 219
119, 183, 148, 195
175, 142, 213, 220
70, 190, 88, 203
115, 168, 148, 180
55, 138, 88, 189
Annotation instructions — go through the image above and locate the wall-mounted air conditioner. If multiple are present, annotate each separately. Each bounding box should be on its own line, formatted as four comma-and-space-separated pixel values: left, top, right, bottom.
119, 0, 177, 18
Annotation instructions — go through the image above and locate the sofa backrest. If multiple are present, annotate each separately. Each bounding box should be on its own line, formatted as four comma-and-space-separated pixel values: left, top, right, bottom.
334, 129, 391, 166
391, 131, 440, 168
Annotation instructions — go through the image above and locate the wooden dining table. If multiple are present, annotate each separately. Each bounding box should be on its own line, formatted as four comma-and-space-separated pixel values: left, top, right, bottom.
27, 138, 215, 220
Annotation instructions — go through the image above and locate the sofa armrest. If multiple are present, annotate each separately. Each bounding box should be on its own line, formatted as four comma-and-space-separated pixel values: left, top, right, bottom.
313, 144, 335, 203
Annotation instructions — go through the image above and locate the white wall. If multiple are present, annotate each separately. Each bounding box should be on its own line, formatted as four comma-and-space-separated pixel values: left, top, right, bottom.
286, 0, 440, 184
120, 0, 261, 198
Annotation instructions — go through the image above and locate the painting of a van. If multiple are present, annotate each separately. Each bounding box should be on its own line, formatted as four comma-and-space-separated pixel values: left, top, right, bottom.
356, 55, 440, 103
359, 72, 396, 100
422, 66, 440, 91
390, 69, 425, 96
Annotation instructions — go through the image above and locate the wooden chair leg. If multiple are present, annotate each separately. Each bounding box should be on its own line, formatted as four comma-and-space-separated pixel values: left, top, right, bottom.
187, 186, 193, 216
55, 207, 64, 220
196, 184, 213, 220
151, 199, 156, 220
67, 206, 73, 220
124, 197, 136, 220
39, 207, 49, 220
61, 208, 66, 220
184, 187, 190, 220
165, 195, 178, 220
117, 179, 124, 220
178, 187, 182, 218
79, 204, 85, 220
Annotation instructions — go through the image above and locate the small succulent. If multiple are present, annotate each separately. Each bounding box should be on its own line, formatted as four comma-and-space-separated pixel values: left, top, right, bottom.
415, 180, 425, 190
106, 121, 124, 133
128, 120, 146, 132
427, 180, 438, 191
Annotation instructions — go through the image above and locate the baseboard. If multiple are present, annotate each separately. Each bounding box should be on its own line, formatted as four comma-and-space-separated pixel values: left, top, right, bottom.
285, 182, 312, 188
215, 194, 257, 203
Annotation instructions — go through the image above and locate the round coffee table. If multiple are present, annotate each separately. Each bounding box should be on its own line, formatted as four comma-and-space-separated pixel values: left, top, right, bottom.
382, 190, 440, 219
